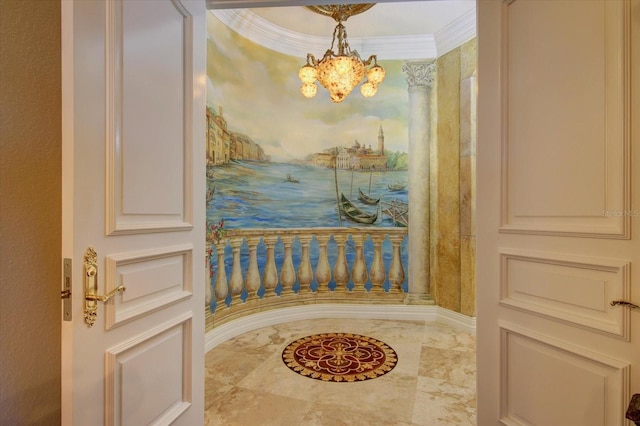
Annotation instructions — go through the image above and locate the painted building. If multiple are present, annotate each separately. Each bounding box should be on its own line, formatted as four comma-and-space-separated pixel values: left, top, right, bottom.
312, 127, 388, 170
207, 106, 269, 164
206, 106, 230, 165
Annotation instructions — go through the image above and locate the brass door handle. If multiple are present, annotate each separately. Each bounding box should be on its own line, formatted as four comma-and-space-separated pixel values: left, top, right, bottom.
84, 247, 126, 327
85, 285, 126, 303
610, 300, 639, 309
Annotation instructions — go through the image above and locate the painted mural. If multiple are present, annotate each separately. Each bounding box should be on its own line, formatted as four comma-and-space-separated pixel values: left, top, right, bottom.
206, 11, 409, 228
205, 11, 410, 308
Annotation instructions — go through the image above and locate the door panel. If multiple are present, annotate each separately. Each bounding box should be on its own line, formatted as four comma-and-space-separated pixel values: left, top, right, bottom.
61, 1, 205, 424
104, 245, 193, 330
477, 0, 638, 424
106, 0, 195, 234
499, 0, 630, 238
106, 313, 193, 425
499, 249, 630, 339
501, 324, 629, 426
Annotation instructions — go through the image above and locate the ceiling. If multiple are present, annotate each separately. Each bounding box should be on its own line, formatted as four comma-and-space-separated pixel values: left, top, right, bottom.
249, 2, 476, 37
208, 1, 476, 59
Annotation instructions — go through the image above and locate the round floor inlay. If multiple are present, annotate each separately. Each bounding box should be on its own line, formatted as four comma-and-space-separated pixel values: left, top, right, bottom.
281, 333, 397, 382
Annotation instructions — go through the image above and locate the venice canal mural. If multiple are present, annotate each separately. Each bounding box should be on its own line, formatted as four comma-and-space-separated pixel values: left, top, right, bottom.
206, 12, 409, 309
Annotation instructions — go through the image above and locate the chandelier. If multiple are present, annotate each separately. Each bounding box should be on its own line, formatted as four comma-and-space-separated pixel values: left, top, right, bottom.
298, 4, 385, 103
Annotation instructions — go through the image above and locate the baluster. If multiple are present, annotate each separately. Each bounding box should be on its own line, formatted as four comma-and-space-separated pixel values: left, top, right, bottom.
315, 234, 332, 292
279, 235, 296, 296
297, 235, 313, 294
245, 236, 261, 299
351, 234, 367, 291
333, 234, 350, 291
369, 234, 387, 291
388, 234, 406, 291
205, 244, 212, 306
262, 236, 278, 297
214, 240, 228, 303
228, 238, 244, 302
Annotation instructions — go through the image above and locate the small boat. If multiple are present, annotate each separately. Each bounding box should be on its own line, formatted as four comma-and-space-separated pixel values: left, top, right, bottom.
358, 188, 380, 205
206, 169, 215, 179
284, 173, 300, 183
388, 182, 406, 191
206, 186, 215, 205
340, 193, 378, 225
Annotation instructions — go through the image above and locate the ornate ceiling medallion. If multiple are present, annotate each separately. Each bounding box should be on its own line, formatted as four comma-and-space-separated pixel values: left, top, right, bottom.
304, 4, 376, 22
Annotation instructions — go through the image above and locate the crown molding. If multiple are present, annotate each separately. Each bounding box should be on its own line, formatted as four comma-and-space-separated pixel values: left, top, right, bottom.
207, 0, 375, 9
210, 5, 476, 60
206, 0, 362, 9
434, 7, 476, 56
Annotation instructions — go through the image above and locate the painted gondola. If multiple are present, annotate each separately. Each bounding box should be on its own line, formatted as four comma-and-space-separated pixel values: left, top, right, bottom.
340, 193, 378, 224
358, 188, 380, 205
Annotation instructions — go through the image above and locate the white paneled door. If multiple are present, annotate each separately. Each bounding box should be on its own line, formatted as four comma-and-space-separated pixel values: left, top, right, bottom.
61, 1, 206, 424
477, 0, 639, 425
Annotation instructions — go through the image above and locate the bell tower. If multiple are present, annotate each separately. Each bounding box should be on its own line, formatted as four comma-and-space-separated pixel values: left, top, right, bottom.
378, 124, 384, 155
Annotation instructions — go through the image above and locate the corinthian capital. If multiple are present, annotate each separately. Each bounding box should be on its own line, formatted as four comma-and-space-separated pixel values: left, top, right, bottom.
402, 61, 436, 88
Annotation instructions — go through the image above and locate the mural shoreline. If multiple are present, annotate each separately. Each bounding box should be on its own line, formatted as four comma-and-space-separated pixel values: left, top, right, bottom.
207, 160, 407, 229
206, 105, 408, 171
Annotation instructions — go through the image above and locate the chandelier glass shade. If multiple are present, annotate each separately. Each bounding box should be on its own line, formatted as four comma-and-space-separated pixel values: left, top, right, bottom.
299, 5, 385, 103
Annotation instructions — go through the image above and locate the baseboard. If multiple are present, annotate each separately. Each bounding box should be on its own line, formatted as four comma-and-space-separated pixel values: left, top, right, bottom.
437, 306, 477, 332
205, 304, 475, 353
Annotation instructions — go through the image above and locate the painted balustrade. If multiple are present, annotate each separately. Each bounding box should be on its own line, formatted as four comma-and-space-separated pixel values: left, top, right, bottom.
205, 227, 408, 328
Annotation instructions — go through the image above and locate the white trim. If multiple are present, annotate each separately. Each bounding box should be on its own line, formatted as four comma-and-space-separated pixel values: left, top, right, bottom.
434, 7, 476, 57
437, 306, 477, 330
210, 9, 470, 60
207, 0, 328, 8
205, 304, 476, 352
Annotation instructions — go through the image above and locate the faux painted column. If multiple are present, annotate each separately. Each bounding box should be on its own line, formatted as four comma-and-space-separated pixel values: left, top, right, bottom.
279, 235, 296, 296
297, 235, 313, 293
228, 239, 244, 302
314, 235, 332, 292
350, 234, 367, 291
368, 234, 386, 291
332, 234, 350, 291
402, 60, 436, 303
214, 240, 228, 303
245, 237, 262, 299
261, 236, 278, 296
205, 244, 212, 307
387, 234, 405, 292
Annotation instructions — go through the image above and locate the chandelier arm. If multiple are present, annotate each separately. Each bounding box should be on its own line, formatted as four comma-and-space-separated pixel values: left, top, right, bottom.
362, 55, 377, 67
306, 53, 319, 66
322, 50, 334, 61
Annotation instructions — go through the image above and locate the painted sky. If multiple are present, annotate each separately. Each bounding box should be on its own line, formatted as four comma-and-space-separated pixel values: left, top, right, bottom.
206, 12, 409, 163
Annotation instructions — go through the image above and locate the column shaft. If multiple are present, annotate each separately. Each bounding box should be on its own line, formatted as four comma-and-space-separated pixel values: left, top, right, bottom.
402, 61, 436, 302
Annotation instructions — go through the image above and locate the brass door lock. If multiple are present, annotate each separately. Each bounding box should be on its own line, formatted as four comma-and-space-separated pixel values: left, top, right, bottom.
83, 247, 125, 327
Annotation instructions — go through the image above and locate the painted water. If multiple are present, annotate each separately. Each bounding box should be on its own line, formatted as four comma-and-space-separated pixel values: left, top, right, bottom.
207, 161, 409, 309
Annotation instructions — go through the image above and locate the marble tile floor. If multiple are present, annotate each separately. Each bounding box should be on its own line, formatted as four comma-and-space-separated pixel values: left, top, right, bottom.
205, 318, 476, 426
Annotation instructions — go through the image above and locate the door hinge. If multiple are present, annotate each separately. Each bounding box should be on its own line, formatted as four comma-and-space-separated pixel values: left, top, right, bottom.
62, 258, 72, 321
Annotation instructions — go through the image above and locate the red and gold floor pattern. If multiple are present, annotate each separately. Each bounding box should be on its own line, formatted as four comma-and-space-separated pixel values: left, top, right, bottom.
282, 333, 397, 382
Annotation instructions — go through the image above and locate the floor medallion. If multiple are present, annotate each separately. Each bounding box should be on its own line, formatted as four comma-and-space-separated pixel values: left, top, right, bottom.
282, 332, 397, 382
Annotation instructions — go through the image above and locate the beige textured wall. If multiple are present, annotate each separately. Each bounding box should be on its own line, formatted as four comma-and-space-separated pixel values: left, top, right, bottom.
459, 39, 477, 316
430, 39, 477, 315
0, 0, 62, 424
